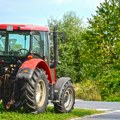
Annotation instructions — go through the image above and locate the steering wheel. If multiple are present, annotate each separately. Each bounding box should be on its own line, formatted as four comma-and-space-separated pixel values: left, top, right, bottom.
17, 48, 29, 56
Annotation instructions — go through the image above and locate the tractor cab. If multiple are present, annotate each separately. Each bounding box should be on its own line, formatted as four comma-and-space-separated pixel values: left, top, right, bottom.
0, 24, 51, 65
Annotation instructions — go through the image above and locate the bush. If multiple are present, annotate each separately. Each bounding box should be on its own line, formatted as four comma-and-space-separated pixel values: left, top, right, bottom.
74, 80, 101, 101
98, 70, 120, 101
74, 70, 120, 101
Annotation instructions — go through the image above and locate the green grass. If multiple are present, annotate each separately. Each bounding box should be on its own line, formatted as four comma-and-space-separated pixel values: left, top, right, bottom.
0, 105, 102, 120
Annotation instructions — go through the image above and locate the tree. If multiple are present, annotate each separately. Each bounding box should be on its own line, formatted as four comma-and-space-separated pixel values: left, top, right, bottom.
48, 11, 85, 82
12, 44, 22, 51
83, 0, 120, 79
85, 0, 120, 100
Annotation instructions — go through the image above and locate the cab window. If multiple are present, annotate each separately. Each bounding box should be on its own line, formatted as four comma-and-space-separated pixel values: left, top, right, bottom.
40, 32, 49, 57
32, 32, 44, 57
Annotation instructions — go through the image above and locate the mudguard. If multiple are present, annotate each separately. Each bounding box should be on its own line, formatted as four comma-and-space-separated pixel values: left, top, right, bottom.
16, 58, 53, 83
54, 77, 71, 102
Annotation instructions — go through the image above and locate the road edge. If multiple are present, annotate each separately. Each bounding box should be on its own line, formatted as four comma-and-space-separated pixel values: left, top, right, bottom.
70, 109, 113, 120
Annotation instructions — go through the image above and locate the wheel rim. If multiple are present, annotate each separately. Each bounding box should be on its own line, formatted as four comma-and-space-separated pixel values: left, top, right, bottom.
36, 79, 46, 107
64, 87, 74, 111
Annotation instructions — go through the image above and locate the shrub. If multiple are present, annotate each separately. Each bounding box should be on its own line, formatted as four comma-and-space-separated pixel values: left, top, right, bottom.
98, 70, 120, 101
74, 80, 101, 101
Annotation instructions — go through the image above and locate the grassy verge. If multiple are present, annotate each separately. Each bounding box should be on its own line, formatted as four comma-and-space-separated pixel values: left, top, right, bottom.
0, 106, 102, 120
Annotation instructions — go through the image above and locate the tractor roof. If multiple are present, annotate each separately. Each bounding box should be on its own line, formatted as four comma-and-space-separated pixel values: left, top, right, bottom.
0, 24, 49, 31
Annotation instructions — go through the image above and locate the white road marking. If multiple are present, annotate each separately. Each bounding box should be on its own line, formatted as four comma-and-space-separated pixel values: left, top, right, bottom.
96, 109, 110, 111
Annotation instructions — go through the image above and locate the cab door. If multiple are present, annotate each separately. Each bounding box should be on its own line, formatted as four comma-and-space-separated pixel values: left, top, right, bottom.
31, 31, 50, 64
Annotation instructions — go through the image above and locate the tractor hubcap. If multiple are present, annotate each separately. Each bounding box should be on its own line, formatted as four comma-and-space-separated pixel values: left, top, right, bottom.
64, 87, 74, 111
36, 79, 46, 107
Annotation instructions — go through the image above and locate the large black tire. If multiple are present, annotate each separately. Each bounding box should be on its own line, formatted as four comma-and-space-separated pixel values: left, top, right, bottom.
19, 68, 49, 113
54, 81, 75, 113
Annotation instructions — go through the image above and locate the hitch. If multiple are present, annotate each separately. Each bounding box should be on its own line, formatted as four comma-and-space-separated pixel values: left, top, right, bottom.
5, 99, 15, 109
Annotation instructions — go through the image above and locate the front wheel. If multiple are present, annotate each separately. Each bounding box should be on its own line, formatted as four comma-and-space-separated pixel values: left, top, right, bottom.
54, 81, 75, 113
19, 68, 49, 113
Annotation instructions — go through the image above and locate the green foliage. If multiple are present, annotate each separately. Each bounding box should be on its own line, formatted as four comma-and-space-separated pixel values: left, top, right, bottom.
74, 80, 101, 101
0, 101, 3, 110
82, 0, 118, 78
48, 1, 120, 101
79, 0, 120, 101
12, 44, 22, 51
0, 106, 101, 120
48, 11, 85, 82
98, 70, 120, 101
82, 0, 120, 101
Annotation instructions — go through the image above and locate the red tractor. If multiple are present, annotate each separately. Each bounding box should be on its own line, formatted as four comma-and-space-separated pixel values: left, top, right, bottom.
0, 24, 75, 113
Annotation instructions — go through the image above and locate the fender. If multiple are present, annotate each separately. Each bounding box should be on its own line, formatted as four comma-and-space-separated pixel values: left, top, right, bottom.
16, 58, 54, 84
53, 77, 71, 102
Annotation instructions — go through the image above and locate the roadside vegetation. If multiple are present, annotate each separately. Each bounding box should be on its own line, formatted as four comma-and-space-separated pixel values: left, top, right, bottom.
74, 81, 101, 101
0, 104, 101, 120
48, 0, 120, 101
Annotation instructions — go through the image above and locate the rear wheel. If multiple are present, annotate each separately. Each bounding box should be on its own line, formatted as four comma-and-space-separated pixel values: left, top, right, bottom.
54, 81, 75, 113
20, 68, 48, 113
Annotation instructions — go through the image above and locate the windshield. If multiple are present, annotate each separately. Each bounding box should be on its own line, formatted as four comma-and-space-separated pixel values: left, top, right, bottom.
0, 31, 30, 57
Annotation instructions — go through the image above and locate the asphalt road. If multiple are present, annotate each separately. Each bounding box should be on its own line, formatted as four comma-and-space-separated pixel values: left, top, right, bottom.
75, 100, 120, 110
78, 110, 120, 120
74, 100, 120, 120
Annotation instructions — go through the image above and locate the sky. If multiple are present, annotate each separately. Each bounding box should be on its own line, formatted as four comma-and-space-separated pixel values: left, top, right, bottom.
0, 0, 105, 25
